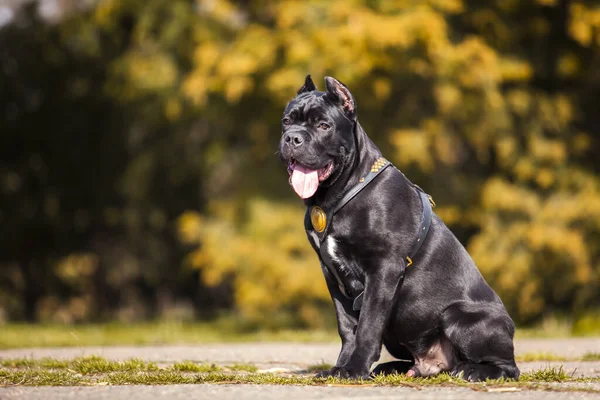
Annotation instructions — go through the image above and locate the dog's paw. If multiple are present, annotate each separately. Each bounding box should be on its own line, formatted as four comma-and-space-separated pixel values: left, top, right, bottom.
315, 366, 369, 380
371, 361, 414, 376
315, 366, 350, 379
451, 363, 509, 382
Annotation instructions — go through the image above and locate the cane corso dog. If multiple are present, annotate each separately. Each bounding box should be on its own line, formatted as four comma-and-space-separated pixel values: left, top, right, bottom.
279, 75, 520, 381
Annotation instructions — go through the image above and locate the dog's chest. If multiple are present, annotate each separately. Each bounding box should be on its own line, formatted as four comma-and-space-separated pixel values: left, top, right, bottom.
307, 229, 365, 297
322, 236, 348, 273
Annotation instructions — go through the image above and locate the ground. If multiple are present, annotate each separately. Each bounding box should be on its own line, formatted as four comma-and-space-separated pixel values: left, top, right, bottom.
1, 338, 599, 399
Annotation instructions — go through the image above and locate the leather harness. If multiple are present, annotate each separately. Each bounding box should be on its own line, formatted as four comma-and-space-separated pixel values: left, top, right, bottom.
305, 157, 435, 311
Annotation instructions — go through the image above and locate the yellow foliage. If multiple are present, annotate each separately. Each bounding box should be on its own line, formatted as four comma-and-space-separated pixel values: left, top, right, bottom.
495, 136, 517, 168
55, 253, 99, 285
197, 0, 240, 27
166, 0, 600, 325
572, 133, 591, 154
224, 76, 253, 103
373, 78, 392, 101
499, 58, 534, 82
125, 51, 178, 92
557, 53, 581, 77
179, 199, 330, 328
182, 74, 208, 107
434, 83, 461, 115
165, 98, 182, 121
472, 164, 600, 321
529, 136, 567, 165
506, 89, 531, 116
178, 211, 203, 244
569, 2, 600, 47
434, 206, 462, 226
481, 178, 540, 216
390, 129, 434, 172
93, 0, 120, 27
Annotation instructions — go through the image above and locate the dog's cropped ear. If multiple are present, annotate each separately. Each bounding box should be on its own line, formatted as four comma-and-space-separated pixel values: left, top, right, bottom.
297, 74, 317, 95
325, 76, 356, 119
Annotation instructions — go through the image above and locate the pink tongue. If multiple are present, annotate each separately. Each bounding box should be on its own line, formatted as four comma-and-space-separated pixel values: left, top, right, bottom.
291, 164, 319, 199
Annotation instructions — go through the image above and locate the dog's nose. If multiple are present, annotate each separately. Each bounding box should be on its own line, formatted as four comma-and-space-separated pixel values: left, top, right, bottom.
285, 133, 304, 148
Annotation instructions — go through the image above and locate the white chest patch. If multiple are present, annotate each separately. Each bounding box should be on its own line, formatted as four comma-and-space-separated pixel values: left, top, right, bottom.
326, 236, 344, 271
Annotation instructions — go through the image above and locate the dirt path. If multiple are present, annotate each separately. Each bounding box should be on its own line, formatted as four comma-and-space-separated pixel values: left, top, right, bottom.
2, 384, 600, 400
1, 339, 599, 399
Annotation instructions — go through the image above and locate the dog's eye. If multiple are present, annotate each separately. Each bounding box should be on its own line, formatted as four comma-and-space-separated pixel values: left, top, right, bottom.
319, 123, 330, 130
282, 118, 291, 126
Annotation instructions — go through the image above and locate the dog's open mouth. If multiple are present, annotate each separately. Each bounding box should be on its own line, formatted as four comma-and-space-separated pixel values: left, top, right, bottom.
287, 159, 334, 199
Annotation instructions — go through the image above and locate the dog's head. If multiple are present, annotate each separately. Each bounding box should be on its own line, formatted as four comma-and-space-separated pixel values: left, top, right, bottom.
279, 75, 358, 199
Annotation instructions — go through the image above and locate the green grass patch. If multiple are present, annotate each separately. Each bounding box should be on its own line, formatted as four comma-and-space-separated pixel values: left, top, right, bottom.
0, 368, 597, 388
516, 313, 600, 338
0, 358, 38, 369
71, 356, 158, 374
170, 361, 221, 373
0, 357, 70, 369
107, 370, 196, 385
0, 369, 84, 386
516, 352, 568, 362
0, 319, 597, 349
582, 352, 600, 361
227, 362, 258, 373
38, 358, 70, 369
0, 322, 339, 349
0, 356, 598, 390
520, 366, 572, 382
372, 371, 466, 387
0, 356, 158, 374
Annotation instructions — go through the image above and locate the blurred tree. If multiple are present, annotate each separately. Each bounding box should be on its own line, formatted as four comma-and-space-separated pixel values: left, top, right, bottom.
0, 3, 129, 321
0, 0, 230, 322
178, 200, 331, 329
0, 0, 598, 327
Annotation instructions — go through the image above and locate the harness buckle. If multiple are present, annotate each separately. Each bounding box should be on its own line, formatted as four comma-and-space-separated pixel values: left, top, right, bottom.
406, 256, 413, 267
428, 195, 436, 208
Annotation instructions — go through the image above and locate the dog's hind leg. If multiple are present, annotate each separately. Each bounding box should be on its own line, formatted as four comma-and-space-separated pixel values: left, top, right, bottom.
441, 301, 520, 381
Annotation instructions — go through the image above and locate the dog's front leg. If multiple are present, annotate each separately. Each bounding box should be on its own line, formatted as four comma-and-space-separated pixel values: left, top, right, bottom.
315, 263, 360, 378
338, 260, 405, 379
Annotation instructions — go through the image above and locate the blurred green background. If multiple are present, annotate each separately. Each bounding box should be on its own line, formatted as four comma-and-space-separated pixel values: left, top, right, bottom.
1, 0, 599, 338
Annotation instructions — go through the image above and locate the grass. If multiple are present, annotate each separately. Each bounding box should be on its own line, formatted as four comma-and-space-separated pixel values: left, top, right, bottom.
519, 366, 572, 382
0, 369, 85, 386
0, 356, 159, 374
516, 352, 568, 362
0, 313, 599, 349
7, 353, 594, 372
0, 322, 339, 349
582, 352, 600, 361
170, 361, 221, 373
228, 362, 259, 373
0, 356, 255, 374
516, 313, 600, 338
71, 356, 159, 374
0, 356, 598, 391
514, 351, 600, 362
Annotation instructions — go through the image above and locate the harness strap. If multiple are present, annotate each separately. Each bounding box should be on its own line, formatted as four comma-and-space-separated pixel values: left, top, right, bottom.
307, 157, 435, 311
408, 190, 434, 265
332, 158, 391, 215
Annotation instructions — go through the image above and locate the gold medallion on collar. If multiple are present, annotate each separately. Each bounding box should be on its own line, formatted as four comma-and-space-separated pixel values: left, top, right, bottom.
310, 206, 327, 233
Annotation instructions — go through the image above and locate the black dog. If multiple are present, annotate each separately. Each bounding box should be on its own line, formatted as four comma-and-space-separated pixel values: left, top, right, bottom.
279, 75, 520, 381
